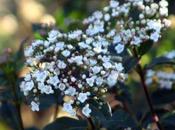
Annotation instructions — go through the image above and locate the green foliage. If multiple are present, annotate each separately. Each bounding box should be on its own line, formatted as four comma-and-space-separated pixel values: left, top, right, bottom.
137, 40, 154, 56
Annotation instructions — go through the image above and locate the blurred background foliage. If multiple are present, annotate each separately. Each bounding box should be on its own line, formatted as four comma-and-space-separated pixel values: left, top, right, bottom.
0, 0, 175, 130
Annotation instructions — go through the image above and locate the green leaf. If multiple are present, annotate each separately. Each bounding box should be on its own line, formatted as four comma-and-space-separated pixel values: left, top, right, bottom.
34, 32, 44, 40
161, 113, 175, 130
43, 117, 88, 130
115, 82, 132, 104
137, 40, 153, 56
146, 56, 175, 69
104, 109, 136, 130
89, 100, 112, 121
68, 21, 84, 31
151, 89, 175, 106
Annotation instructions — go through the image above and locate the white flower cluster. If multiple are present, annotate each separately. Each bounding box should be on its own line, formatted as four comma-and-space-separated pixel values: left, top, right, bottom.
84, 0, 170, 47
21, 28, 126, 117
21, 0, 170, 117
146, 70, 175, 89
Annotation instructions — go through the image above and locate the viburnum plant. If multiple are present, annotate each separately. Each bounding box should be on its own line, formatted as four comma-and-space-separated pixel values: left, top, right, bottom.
7, 0, 174, 130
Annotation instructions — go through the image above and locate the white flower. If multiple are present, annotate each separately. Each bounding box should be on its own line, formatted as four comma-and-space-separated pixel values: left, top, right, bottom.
71, 77, 76, 82
31, 101, 39, 111
24, 74, 31, 81
115, 63, 124, 72
113, 35, 122, 43
65, 87, 76, 96
72, 56, 83, 65
91, 66, 102, 74
43, 85, 54, 94
34, 71, 48, 83
47, 75, 60, 87
150, 32, 160, 42
78, 42, 90, 49
57, 83, 66, 90
94, 11, 103, 19
86, 76, 96, 87
20, 81, 34, 93
86, 37, 94, 44
55, 42, 65, 52
77, 92, 90, 103
147, 20, 162, 32
24, 47, 33, 57
104, 13, 110, 21
159, 7, 168, 16
63, 103, 73, 113
96, 77, 104, 86
131, 36, 142, 45
48, 30, 60, 43
159, 80, 173, 89
32, 40, 43, 47
110, 0, 119, 8
82, 104, 91, 117
115, 44, 124, 54
159, 0, 168, 7
107, 71, 119, 87
62, 50, 71, 57
57, 60, 67, 69
86, 22, 104, 36
103, 62, 112, 69
68, 30, 82, 39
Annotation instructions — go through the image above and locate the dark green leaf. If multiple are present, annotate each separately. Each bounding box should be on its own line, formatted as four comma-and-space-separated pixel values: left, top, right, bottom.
137, 40, 153, 56
89, 100, 112, 121
68, 21, 84, 31
151, 89, 175, 106
104, 109, 136, 130
161, 113, 175, 130
43, 117, 88, 130
115, 82, 132, 104
147, 57, 175, 69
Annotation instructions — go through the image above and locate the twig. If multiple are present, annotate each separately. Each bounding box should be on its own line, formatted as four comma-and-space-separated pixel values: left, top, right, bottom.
133, 48, 163, 130
11, 83, 24, 130
53, 104, 59, 120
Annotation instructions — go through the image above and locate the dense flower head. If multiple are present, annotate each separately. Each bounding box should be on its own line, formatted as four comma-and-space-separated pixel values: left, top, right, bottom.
21, 28, 126, 116
21, 0, 170, 117
84, 0, 170, 47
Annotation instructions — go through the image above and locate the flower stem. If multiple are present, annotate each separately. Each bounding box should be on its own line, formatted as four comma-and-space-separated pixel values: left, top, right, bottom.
12, 84, 24, 130
87, 117, 95, 130
53, 104, 59, 120
133, 48, 163, 130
